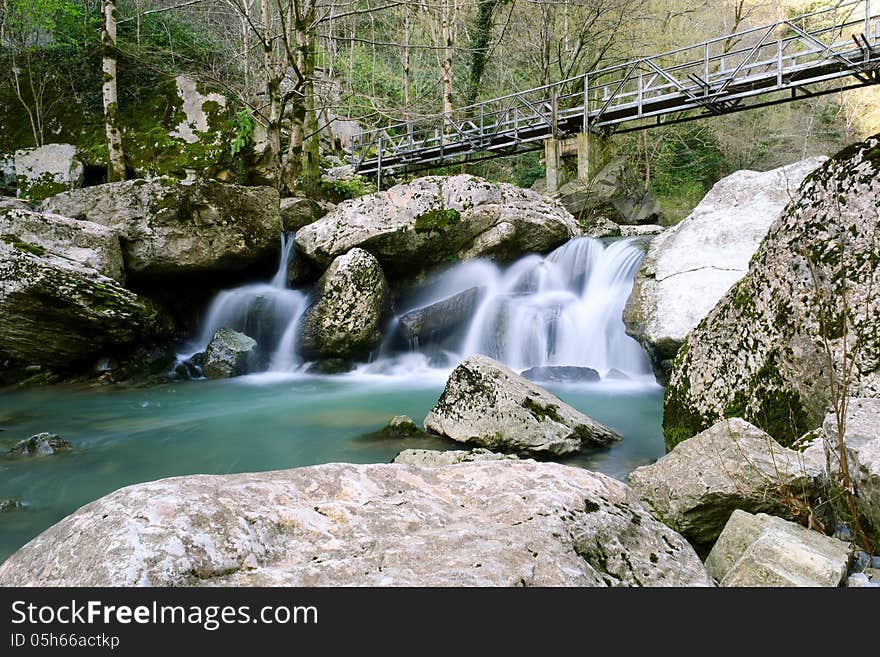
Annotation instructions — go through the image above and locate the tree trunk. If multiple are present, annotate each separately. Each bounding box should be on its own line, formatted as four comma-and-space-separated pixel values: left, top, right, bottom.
101, 0, 126, 182
261, 0, 282, 186
297, 0, 320, 194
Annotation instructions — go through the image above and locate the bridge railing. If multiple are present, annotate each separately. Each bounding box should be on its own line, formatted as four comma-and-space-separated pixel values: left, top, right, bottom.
349, 0, 880, 175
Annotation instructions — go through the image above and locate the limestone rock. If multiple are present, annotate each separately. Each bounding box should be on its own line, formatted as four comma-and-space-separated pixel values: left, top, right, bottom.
395, 287, 482, 348
0, 208, 124, 282
392, 448, 518, 467
705, 510, 851, 587
520, 366, 600, 384
168, 75, 226, 144
8, 432, 71, 457
297, 248, 390, 361
382, 415, 421, 437
0, 461, 713, 587
583, 215, 621, 238
0, 241, 172, 366
628, 418, 831, 550
663, 136, 880, 448
624, 157, 825, 377
14, 144, 84, 201
424, 355, 621, 456
619, 224, 664, 237
295, 174, 580, 278
42, 179, 280, 280
203, 328, 258, 379
280, 197, 330, 232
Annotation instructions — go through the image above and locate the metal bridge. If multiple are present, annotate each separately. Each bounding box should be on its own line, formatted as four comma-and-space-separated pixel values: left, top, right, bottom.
346, 0, 880, 184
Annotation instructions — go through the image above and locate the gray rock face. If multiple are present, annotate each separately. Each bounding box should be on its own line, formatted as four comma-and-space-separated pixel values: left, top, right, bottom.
619, 224, 664, 237
0, 461, 713, 587
424, 355, 621, 456
14, 144, 84, 201
295, 174, 580, 278
628, 418, 831, 550
168, 75, 226, 144
280, 197, 330, 232
624, 157, 825, 376
297, 248, 390, 361
583, 215, 621, 238
42, 179, 280, 279
0, 197, 29, 211
0, 241, 172, 366
664, 136, 880, 449
705, 510, 851, 587
520, 366, 600, 384
8, 432, 71, 456
203, 328, 258, 379
392, 448, 518, 467
0, 208, 125, 282
396, 287, 482, 348
815, 398, 880, 545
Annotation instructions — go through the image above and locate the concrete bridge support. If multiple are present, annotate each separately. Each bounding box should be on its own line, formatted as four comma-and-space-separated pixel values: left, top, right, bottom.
544, 132, 615, 194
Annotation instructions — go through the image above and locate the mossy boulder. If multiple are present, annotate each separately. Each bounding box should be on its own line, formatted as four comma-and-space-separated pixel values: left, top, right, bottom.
14, 144, 85, 201
663, 134, 880, 449
0, 241, 172, 368
42, 178, 280, 281
297, 248, 390, 362
203, 328, 258, 379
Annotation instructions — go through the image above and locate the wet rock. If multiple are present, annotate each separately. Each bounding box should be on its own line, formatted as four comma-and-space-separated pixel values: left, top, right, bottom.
705, 509, 851, 587
424, 355, 621, 456
382, 415, 421, 437
280, 197, 330, 232
203, 328, 258, 379
0, 460, 713, 586
396, 287, 482, 348
0, 498, 22, 512
8, 433, 72, 457
520, 366, 600, 384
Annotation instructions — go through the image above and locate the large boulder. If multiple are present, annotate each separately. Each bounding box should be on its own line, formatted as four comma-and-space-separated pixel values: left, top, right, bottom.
0, 461, 713, 586
280, 196, 331, 232
424, 355, 621, 456
0, 241, 172, 367
813, 398, 880, 545
297, 248, 390, 362
395, 287, 482, 348
664, 136, 880, 449
392, 448, 518, 467
202, 327, 258, 379
624, 157, 825, 377
14, 144, 84, 201
295, 174, 580, 279
1, 208, 124, 282
628, 418, 831, 551
41, 178, 280, 280
705, 510, 851, 587
8, 432, 72, 457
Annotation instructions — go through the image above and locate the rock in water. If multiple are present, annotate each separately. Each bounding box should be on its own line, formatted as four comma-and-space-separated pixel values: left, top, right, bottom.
520, 366, 600, 384
295, 174, 580, 279
624, 157, 825, 377
0, 241, 172, 367
705, 510, 851, 587
297, 248, 390, 361
41, 179, 280, 280
392, 448, 518, 467
202, 328, 258, 379
664, 136, 880, 448
8, 433, 72, 456
396, 287, 482, 348
0, 208, 125, 282
14, 144, 84, 201
424, 355, 621, 456
0, 461, 712, 586
381, 415, 421, 437
628, 418, 831, 550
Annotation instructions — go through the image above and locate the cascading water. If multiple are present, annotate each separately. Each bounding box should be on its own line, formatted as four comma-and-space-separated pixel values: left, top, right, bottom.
368, 236, 652, 379
184, 233, 308, 370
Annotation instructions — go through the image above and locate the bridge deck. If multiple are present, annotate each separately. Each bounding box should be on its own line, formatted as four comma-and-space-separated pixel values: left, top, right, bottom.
348, 0, 880, 178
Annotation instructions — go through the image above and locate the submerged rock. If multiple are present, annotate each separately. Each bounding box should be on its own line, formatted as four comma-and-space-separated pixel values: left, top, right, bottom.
42, 178, 280, 280
396, 287, 482, 348
14, 144, 84, 201
392, 448, 518, 467
705, 510, 851, 587
297, 248, 390, 362
0, 460, 712, 586
202, 328, 258, 379
0, 241, 172, 367
295, 174, 580, 279
424, 355, 621, 456
0, 208, 125, 282
0, 498, 22, 512
381, 415, 422, 437
663, 136, 880, 448
628, 418, 831, 551
520, 366, 600, 384
624, 157, 825, 378
8, 433, 71, 457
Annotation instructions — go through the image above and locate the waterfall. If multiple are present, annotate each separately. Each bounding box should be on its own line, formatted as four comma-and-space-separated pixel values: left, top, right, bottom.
186, 233, 308, 370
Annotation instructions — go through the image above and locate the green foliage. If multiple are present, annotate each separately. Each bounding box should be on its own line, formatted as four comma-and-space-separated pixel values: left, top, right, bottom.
229, 109, 254, 157
414, 207, 461, 233
317, 176, 376, 203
